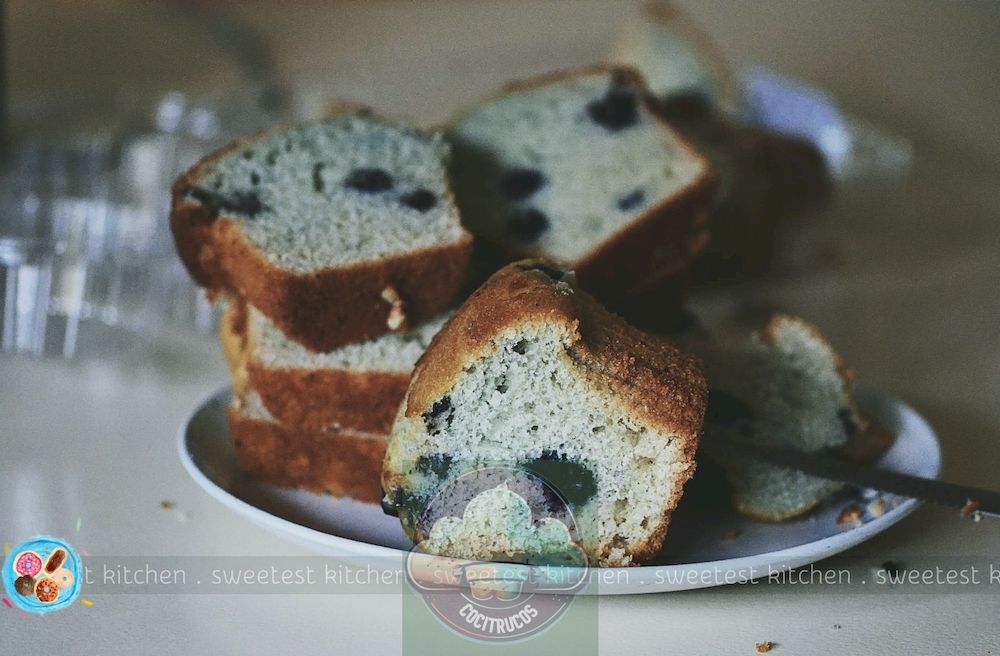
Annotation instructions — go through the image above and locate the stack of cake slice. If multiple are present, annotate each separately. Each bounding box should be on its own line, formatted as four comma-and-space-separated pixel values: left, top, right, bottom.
171, 110, 472, 502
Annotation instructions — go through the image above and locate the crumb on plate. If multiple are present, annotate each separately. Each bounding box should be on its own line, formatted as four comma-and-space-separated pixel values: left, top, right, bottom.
836, 504, 863, 526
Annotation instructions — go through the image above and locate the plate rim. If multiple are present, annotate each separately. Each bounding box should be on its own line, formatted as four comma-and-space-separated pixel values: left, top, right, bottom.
177, 383, 941, 595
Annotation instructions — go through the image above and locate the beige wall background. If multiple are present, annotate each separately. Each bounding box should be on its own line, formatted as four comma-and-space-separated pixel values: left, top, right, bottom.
8, 0, 1000, 168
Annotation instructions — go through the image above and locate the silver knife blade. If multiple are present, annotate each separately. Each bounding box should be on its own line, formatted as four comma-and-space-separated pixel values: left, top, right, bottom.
701, 434, 1000, 519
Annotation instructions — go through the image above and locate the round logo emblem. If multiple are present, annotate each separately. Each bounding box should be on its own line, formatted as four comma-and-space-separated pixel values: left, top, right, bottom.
3, 536, 82, 613
404, 465, 590, 642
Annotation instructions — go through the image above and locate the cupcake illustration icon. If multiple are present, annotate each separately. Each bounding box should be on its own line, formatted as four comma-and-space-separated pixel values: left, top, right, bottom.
3, 536, 82, 613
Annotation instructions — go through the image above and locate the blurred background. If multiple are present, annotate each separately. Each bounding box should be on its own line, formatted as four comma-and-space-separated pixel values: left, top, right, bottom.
1, 0, 998, 482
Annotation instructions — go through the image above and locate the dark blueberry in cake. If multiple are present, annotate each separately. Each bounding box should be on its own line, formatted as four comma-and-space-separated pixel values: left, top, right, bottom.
838, 407, 860, 436
500, 168, 546, 201
522, 450, 597, 508
586, 85, 639, 132
416, 453, 454, 481
344, 167, 394, 193
705, 389, 755, 426
519, 262, 567, 282
312, 163, 325, 193
400, 188, 437, 212
250, 171, 260, 186
265, 149, 279, 166
507, 208, 549, 243
422, 396, 454, 435
183, 186, 266, 218
616, 188, 646, 212
381, 487, 403, 516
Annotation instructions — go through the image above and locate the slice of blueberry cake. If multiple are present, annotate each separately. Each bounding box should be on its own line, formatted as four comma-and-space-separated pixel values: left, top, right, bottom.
685, 315, 866, 521
171, 109, 472, 352
447, 66, 715, 298
614, 1, 738, 111
381, 260, 708, 567
220, 296, 449, 434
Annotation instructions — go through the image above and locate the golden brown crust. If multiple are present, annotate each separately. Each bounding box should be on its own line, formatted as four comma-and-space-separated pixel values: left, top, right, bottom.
249, 365, 409, 434
227, 406, 387, 504
170, 123, 474, 353
220, 296, 412, 433
446, 65, 717, 299
407, 260, 708, 448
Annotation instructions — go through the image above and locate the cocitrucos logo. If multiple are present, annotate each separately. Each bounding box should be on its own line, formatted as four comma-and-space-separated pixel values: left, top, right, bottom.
404, 465, 590, 643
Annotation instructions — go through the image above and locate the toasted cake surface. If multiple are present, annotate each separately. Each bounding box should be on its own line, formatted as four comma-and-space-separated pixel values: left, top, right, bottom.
228, 391, 387, 504
221, 297, 449, 433
171, 111, 473, 351
447, 66, 714, 295
383, 260, 708, 566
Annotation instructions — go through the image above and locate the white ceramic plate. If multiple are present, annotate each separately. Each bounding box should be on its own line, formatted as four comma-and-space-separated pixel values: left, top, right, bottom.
178, 383, 940, 595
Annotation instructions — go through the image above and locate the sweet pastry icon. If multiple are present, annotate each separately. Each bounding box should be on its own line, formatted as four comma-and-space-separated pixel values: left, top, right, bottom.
53, 568, 75, 589
44, 548, 67, 574
14, 575, 36, 596
34, 578, 59, 603
14, 551, 42, 578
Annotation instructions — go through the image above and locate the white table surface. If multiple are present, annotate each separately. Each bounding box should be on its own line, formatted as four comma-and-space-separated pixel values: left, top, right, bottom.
3, 1, 1000, 653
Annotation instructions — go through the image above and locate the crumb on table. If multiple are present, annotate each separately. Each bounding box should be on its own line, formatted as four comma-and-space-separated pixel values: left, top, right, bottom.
756, 640, 775, 653
160, 500, 176, 510
960, 499, 981, 521
880, 560, 903, 577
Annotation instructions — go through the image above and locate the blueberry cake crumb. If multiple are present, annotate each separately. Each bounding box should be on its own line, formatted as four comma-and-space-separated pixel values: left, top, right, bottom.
500, 168, 546, 201
586, 81, 639, 132
507, 208, 549, 243
312, 163, 325, 193
616, 188, 646, 211
416, 453, 454, 480
422, 396, 455, 435
183, 186, 266, 218
344, 167, 394, 193
400, 188, 437, 212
